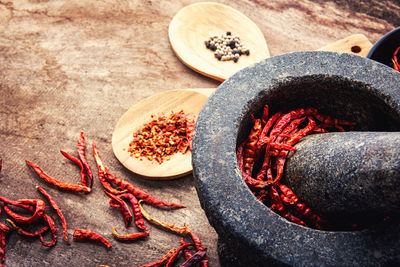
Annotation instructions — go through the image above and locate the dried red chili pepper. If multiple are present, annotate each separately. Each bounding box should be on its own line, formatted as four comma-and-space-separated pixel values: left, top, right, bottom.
0, 159, 2, 174
77, 132, 94, 188
278, 184, 298, 205
0, 207, 9, 264
0, 196, 31, 210
60, 150, 87, 189
139, 201, 190, 235
186, 117, 196, 151
111, 227, 149, 241
93, 142, 185, 208
392, 46, 400, 71
180, 249, 207, 267
138, 248, 176, 267
110, 193, 147, 231
258, 111, 282, 144
269, 108, 305, 142
281, 210, 307, 226
165, 242, 193, 267
38, 214, 58, 247
188, 231, 208, 267
180, 237, 193, 261
274, 117, 306, 144
73, 229, 112, 249
6, 219, 48, 238
0, 226, 8, 264
26, 160, 91, 194
261, 105, 269, 126
243, 115, 262, 175
36, 186, 69, 244
104, 191, 132, 228
237, 141, 268, 188
2, 199, 45, 224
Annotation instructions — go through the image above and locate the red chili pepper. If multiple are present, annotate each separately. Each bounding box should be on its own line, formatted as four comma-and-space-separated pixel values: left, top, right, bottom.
275, 117, 306, 144
188, 231, 208, 267
93, 142, 185, 208
111, 193, 147, 231
165, 242, 193, 267
180, 249, 207, 267
38, 214, 58, 247
243, 116, 262, 175
0, 159, 2, 174
60, 150, 87, 189
269, 108, 305, 142
77, 132, 94, 188
73, 229, 112, 249
26, 160, 91, 193
186, 118, 196, 151
258, 111, 282, 145
281, 210, 307, 227
36, 186, 69, 244
2, 199, 45, 224
180, 237, 193, 261
111, 227, 149, 241
278, 184, 298, 205
285, 116, 316, 146
0, 196, 31, 210
261, 105, 269, 126
6, 219, 48, 238
138, 248, 176, 267
0, 227, 8, 264
104, 191, 132, 228
392, 46, 400, 71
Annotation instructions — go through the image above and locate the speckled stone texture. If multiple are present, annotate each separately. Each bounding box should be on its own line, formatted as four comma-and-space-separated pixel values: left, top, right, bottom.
192, 51, 400, 266
285, 132, 400, 220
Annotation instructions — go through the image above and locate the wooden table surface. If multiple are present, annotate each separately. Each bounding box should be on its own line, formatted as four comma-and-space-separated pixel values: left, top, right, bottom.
0, 0, 398, 266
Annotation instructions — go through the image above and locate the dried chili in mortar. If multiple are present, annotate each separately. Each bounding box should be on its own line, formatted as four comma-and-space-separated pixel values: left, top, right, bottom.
237, 105, 356, 230
104, 191, 132, 228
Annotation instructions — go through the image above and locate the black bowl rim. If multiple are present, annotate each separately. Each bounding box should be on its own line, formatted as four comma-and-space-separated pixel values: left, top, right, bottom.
366, 26, 400, 59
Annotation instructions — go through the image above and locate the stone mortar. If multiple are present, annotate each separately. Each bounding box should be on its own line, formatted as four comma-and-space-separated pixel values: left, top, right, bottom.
192, 51, 400, 266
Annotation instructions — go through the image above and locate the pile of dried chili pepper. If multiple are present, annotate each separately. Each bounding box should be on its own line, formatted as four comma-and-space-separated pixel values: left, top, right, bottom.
237, 106, 356, 230
392, 46, 400, 71
128, 110, 195, 164
0, 187, 70, 264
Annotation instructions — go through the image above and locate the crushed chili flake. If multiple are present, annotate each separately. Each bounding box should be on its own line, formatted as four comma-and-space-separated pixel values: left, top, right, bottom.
128, 110, 195, 164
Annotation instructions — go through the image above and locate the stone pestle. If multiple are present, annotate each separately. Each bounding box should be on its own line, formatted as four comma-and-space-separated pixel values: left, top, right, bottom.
284, 131, 400, 220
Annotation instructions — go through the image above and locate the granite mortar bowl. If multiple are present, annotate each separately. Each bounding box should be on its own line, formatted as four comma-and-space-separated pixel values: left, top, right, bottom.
192, 51, 400, 266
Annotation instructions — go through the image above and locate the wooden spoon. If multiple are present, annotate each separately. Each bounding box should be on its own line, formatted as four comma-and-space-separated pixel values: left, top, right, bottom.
112, 89, 208, 180
169, 2, 270, 82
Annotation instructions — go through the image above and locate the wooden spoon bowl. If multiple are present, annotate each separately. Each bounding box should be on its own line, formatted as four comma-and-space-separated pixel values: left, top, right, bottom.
112, 89, 208, 180
169, 2, 270, 81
